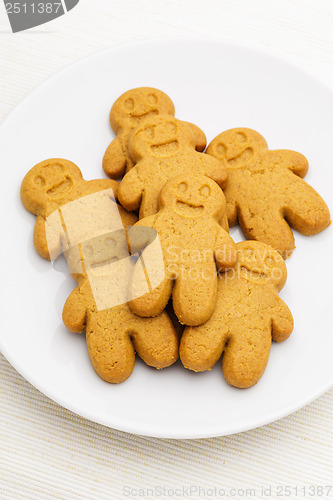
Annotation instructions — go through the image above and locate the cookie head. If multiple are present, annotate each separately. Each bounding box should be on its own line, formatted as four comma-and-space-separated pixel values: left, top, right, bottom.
207, 128, 268, 169
21, 159, 82, 214
160, 173, 225, 219
109, 87, 175, 133
129, 115, 195, 161
81, 230, 129, 275
236, 241, 287, 290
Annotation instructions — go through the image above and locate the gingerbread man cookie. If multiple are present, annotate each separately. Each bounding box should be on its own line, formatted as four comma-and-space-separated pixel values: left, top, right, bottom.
103, 87, 207, 179
128, 173, 237, 326
180, 241, 293, 388
206, 128, 330, 258
21, 158, 136, 260
118, 115, 228, 220
63, 230, 178, 384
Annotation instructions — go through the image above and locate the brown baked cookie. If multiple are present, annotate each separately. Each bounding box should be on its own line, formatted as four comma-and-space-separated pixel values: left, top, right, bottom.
206, 128, 331, 258
63, 230, 178, 384
21, 158, 137, 260
103, 87, 207, 179
128, 173, 237, 326
180, 241, 293, 388
118, 115, 228, 219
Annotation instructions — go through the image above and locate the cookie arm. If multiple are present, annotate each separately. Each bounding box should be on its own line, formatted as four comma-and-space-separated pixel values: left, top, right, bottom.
34, 215, 62, 260
214, 226, 237, 270
102, 137, 127, 179
271, 295, 294, 342
118, 167, 144, 212
200, 154, 228, 189
282, 175, 331, 236
129, 217, 172, 318
270, 150, 309, 178
83, 178, 119, 199
118, 207, 138, 229
183, 121, 207, 152
62, 285, 88, 333
127, 215, 158, 254
132, 215, 157, 228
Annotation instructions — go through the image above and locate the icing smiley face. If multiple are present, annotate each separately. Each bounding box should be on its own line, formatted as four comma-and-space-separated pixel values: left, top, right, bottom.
207, 128, 268, 169
109, 87, 175, 133
21, 159, 82, 213
80, 230, 130, 276
129, 115, 195, 161
159, 173, 226, 219
236, 241, 287, 291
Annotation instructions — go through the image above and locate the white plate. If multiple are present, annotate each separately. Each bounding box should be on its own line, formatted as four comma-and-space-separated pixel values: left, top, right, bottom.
1, 39, 332, 439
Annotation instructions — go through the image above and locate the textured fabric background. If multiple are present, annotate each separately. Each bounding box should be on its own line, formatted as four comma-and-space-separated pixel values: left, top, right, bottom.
0, 1, 332, 499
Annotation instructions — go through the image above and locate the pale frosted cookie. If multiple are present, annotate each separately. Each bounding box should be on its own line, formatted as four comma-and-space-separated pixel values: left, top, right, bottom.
63, 230, 178, 384
118, 114, 228, 220
103, 87, 207, 179
180, 241, 293, 388
21, 158, 136, 260
206, 128, 331, 258
128, 173, 237, 326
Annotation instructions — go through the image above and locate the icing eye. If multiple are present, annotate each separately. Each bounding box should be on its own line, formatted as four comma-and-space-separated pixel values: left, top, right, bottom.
200, 185, 211, 198
124, 98, 135, 111
34, 175, 46, 186
242, 248, 255, 261
216, 143, 227, 156
51, 164, 64, 173
84, 245, 94, 258
164, 121, 177, 134
147, 93, 158, 105
235, 132, 247, 143
142, 126, 155, 140
178, 182, 188, 193
105, 237, 116, 250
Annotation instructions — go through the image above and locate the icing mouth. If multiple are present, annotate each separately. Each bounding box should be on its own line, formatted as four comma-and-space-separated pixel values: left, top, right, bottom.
176, 201, 204, 216
130, 110, 158, 125
91, 257, 118, 269
240, 266, 267, 279
47, 176, 73, 198
89, 257, 119, 275
150, 140, 179, 155
228, 147, 254, 167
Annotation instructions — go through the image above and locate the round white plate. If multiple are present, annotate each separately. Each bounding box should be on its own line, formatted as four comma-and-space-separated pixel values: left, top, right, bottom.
1, 39, 332, 439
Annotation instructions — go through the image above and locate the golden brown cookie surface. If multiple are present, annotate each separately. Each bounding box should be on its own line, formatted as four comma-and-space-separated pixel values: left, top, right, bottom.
128, 173, 237, 326
63, 230, 178, 384
206, 128, 331, 258
180, 241, 293, 388
118, 115, 227, 219
21, 158, 136, 260
103, 87, 207, 179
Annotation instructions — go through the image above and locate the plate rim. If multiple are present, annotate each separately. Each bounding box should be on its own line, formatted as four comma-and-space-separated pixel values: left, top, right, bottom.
1, 37, 333, 439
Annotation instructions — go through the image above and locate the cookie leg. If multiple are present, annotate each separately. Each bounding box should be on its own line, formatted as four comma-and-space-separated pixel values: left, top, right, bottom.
172, 264, 218, 326
131, 312, 179, 369
129, 273, 173, 317
283, 180, 330, 236
180, 321, 228, 372
238, 205, 295, 259
222, 328, 271, 388
86, 313, 135, 383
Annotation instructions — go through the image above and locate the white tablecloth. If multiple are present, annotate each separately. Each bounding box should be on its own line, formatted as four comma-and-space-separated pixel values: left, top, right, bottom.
1, 1, 332, 498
